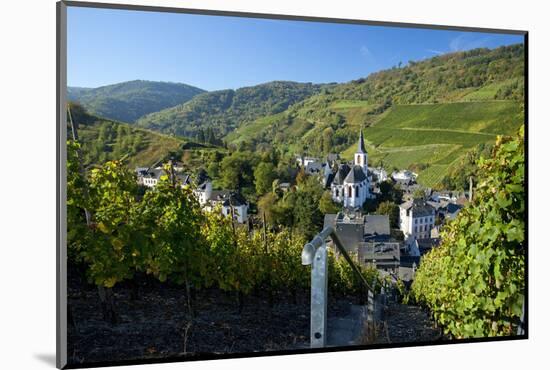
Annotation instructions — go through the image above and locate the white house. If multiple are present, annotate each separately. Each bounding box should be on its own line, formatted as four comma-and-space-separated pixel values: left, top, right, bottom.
330, 130, 371, 208
136, 167, 192, 189
296, 156, 319, 168
194, 180, 213, 206
399, 199, 436, 240
392, 170, 417, 183
205, 190, 249, 224
136, 168, 163, 188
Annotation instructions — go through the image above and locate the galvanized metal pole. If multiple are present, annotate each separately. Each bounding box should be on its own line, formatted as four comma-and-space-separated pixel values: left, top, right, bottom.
301, 226, 373, 349
310, 242, 328, 348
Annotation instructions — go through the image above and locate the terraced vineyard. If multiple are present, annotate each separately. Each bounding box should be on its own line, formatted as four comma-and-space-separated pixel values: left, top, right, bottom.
342, 101, 524, 187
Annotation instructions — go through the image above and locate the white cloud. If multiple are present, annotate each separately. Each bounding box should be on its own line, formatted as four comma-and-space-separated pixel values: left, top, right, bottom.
360, 45, 371, 57
449, 33, 491, 52
426, 49, 444, 55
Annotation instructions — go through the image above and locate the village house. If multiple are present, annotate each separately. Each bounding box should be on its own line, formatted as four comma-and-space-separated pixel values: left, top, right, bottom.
194, 180, 212, 206
136, 167, 191, 188
399, 198, 436, 242
391, 169, 417, 184
204, 190, 249, 223
136, 167, 162, 187
295, 156, 319, 168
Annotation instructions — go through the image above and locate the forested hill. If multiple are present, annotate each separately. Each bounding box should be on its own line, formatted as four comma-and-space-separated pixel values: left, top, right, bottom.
67, 80, 205, 124
67, 103, 201, 168
135, 81, 327, 138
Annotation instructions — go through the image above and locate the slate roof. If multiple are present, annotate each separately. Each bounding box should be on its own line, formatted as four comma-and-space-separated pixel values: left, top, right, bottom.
332, 164, 351, 185
344, 165, 367, 183
210, 190, 248, 207
416, 238, 440, 255
359, 242, 400, 267
324, 173, 335, 188
305, 161, 323, 174
357, 129, 367, 153
197, 181, 210, 191
324, 213, 364, 253
400, 199, 435, 217
138, 168, 163, 180
364, 215, 391, 237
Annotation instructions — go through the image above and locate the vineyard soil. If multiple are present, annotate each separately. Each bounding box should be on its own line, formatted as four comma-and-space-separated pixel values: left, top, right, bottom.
67, 265, 357, 365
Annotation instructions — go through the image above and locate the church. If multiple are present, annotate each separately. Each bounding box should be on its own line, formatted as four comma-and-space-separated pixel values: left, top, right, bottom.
329, 130, 371, 209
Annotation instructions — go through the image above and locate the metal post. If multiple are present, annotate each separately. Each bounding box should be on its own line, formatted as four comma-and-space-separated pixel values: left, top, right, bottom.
367, 289, 374, 323
310, 242, 328, 348
301, 226, 374, 349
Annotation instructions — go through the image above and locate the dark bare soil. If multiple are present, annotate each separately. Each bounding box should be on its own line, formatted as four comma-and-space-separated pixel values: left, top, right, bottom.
67, 267, 354, 366
374, 302, 444, 344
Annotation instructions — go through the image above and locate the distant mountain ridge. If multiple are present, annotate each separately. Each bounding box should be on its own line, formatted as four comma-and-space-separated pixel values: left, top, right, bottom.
136, 81, 328, 138
67, 80, 205, 123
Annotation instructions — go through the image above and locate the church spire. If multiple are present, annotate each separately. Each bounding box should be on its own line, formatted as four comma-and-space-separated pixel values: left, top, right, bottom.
357, 128, 366, 153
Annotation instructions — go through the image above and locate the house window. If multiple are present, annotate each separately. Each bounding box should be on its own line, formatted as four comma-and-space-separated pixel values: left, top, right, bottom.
355, 186, 359, 197
335, 189, 339, 197
348, 186, 351, 197
414, 226, 417, 233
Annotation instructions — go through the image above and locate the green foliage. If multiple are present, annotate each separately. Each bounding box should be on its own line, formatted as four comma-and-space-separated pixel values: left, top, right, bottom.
378, 180, 404, 204
291, 176, 325, 239
137, 171, 206, 286
319, 190, 340, 214
376, 201, 399, 228
328, 249, 382, 296
66, 140, 90, 262
68, 80, 205, 123
219, 151, 259, 190
257, 192, 282, 225
137, 81, 323, 137
254, 161, 276, 195
356, 101, 522, 188
411, 126, 525, 338
71, 159, 139, 288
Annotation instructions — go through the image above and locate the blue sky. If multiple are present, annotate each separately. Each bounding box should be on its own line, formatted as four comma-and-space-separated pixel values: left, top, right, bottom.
67, 7, 524, 91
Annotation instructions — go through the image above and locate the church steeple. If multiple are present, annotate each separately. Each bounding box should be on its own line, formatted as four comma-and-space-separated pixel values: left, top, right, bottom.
354, 128, 368, 173
357, 129, 366, 153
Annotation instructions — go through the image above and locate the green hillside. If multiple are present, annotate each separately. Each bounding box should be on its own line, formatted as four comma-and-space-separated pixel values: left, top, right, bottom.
227, 44, 524, 188
68, 80, 205, 123
339, 101, 523, 187
68, 103, 203, 169
136, 81, 326, 139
